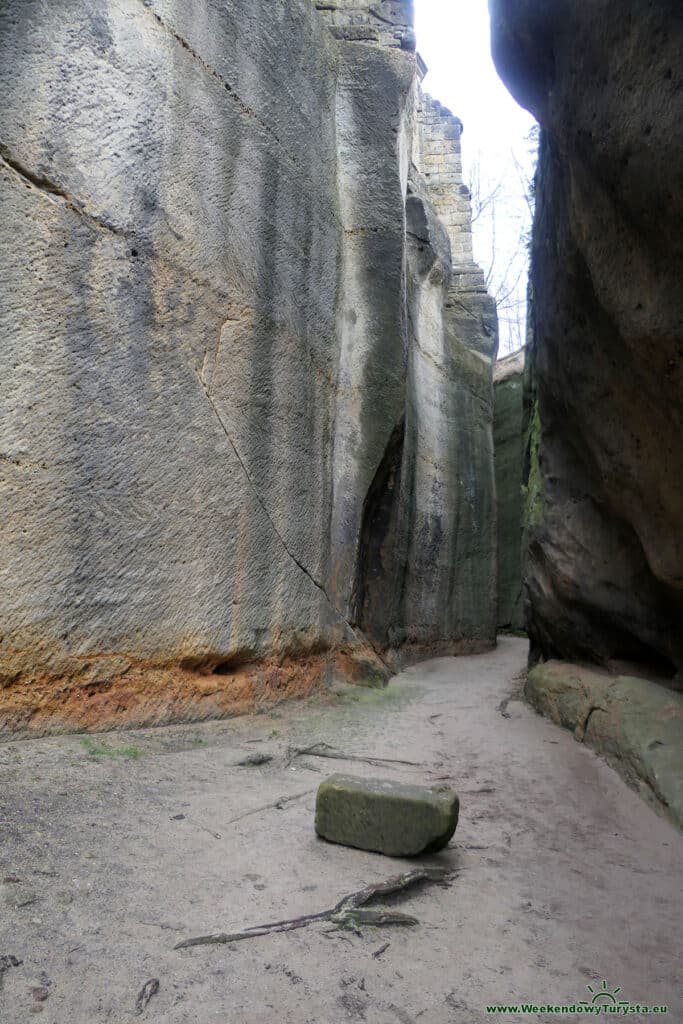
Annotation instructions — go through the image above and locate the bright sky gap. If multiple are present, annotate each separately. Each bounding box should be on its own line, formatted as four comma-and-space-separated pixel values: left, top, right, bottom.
415, 0, 537, 355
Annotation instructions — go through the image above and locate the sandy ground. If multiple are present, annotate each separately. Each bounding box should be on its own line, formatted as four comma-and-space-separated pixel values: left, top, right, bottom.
0, 637, 681, 1023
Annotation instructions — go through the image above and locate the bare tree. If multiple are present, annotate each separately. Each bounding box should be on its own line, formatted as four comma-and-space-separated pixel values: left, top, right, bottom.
467, 125, 539, 356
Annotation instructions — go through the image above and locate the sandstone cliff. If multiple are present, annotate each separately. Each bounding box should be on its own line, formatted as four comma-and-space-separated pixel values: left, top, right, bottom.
490, 0, 683, 679
0, 0, 497, 734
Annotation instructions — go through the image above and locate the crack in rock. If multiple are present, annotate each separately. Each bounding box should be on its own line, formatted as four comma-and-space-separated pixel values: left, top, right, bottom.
195, 372, 384, 665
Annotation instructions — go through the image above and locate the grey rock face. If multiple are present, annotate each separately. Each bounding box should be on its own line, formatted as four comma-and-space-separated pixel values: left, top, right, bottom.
315, 773, 459, 856
490, 0, 683, 675
348, 92, 499, 665
0, 0, 345, 733
494, 351, 525, 631
0, 0, 496, 734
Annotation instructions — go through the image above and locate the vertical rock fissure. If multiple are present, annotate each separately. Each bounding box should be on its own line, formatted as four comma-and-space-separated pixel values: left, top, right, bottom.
197, 376, 335, 615
196, 373, 388, 667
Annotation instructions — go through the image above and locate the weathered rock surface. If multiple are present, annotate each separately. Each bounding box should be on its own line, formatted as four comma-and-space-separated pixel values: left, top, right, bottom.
352, 97, 499, 666
315, 773, 459, 856
526, 662, 683, 828
0, 1, 496, 734
493, 350, 525, 631
490, 0, 683, 677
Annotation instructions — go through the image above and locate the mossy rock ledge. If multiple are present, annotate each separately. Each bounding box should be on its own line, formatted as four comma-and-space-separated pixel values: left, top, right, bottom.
315, 774, 460, 856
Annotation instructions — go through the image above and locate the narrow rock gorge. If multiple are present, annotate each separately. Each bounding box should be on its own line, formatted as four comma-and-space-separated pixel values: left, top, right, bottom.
0, 0, 497, 735
0, 8, 681, 1017
2, 0, 680, 826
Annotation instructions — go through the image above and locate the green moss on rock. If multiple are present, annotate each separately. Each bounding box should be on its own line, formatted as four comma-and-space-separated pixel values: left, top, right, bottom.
522, 400, 544, 529
494, 363, 525, 630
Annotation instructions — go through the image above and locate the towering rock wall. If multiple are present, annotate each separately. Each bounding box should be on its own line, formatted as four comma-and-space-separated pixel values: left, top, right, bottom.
490, 0, 683, 680
352, 89, 499, 662
409, 96, 499, 655
0, 0, 496, 735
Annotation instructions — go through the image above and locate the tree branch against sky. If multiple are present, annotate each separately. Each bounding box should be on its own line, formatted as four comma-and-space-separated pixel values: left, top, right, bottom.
414, 0, 537, 356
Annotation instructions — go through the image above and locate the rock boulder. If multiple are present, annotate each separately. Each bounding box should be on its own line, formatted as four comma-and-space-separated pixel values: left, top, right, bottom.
315, 774, 460, 856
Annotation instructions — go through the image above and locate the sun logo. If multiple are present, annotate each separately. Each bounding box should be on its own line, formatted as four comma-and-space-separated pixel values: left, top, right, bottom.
580, 980, 628, 1008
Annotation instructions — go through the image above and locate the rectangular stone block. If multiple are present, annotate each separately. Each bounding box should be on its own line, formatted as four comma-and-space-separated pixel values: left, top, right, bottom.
315, 773, 459, 856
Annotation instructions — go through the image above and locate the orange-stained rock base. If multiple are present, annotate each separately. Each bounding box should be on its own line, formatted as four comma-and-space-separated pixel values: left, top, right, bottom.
0, 648, 378, 738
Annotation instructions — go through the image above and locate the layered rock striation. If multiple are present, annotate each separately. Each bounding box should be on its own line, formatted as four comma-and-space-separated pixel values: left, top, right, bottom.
0, 0, 497, 734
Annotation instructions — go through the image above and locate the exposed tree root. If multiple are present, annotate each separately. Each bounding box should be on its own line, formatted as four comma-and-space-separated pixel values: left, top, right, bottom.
288, 741, 423, 769
135, 978, 159, 1015
174, 867, 452, 950
222, 789, 315, 827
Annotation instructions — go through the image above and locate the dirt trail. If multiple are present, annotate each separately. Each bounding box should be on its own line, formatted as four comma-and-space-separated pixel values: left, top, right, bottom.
0, 638, 680, 1023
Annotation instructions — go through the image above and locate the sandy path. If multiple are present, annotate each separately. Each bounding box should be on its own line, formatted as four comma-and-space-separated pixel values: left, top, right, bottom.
0, 637, 680, 1023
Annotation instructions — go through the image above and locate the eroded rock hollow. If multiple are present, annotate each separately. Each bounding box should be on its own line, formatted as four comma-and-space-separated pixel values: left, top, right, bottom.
0, 0, 497, 735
